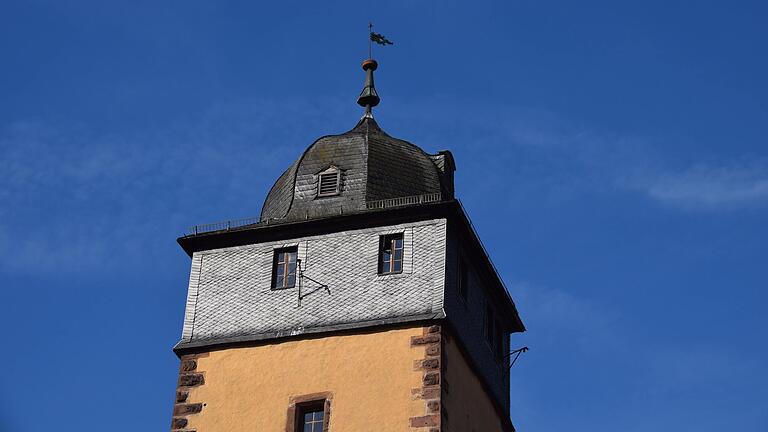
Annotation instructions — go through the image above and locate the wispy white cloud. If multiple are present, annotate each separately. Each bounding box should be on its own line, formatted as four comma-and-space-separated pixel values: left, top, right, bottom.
638, 161, 768, 208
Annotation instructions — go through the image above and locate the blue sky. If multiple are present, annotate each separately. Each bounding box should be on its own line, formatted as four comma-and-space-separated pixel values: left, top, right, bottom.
1, 1, 767, 430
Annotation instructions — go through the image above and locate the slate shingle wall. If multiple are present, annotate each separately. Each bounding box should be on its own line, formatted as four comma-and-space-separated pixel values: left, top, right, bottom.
177, 219, 447, 347
290, 133, 368, 219
443, 227, 510, 412
365, 133, 442, 202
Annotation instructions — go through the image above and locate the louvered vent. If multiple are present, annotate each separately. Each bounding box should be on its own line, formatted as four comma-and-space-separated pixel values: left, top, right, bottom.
317, 169, 340, 197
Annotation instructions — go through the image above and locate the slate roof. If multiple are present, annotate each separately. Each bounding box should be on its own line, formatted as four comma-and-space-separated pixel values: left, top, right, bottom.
260, 117, 454, 223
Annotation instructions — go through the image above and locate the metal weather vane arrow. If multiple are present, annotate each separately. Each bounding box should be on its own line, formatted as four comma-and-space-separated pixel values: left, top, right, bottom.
368, 22, 393, 58
370, 31, 393, 45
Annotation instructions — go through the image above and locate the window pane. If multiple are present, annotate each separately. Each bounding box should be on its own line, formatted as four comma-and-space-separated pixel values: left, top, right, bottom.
394, 248, 403, 261
382, 251, 391, 267
276, 265, 284, 277
287, 251, 296, 263
393, 259, 402, 273
300, 408, 324, 432
394, 238, 403, 249
275, 275, 284, 288
277, 252, 286, 264
286, 273, 296, 287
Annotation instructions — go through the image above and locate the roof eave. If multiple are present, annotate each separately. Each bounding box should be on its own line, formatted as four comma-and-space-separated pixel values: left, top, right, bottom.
177, 200, 456, 257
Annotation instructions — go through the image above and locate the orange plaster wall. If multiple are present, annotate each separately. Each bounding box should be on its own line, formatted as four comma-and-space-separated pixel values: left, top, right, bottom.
183, 326, 429, 431
441, 334, 511, 432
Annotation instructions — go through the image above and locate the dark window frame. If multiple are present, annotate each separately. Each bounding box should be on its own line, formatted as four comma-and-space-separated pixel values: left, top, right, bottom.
378, 233, 404, 275
271, 246, 298, 290
286, 392, 332, 432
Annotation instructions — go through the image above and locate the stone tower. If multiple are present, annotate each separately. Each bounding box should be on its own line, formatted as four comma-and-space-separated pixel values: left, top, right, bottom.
170, 57, 525, 432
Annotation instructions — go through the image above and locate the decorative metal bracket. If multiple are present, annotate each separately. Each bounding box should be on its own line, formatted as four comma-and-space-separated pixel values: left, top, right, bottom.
504, 346, 529, 371
296, 259, 330, 307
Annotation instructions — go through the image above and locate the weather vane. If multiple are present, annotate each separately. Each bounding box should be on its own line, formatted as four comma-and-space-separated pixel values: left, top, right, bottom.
368, 22, 393, 59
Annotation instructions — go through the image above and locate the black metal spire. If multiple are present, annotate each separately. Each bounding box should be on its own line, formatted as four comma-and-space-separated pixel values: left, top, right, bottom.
357, 58, 380, 117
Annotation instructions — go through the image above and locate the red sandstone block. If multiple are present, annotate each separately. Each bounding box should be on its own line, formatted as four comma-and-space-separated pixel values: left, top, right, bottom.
170, 417, 187, 429
178, 373, 204, 387
409, 414, 439, 427
421, 358, 440, 369
173, 403, 203, 416
427, 400, 440, 413
425, 344, 441, 356
423, 371, 440, 386
181, 360, 197, 372
411, 334, 440, 346
176, 391, 189, 403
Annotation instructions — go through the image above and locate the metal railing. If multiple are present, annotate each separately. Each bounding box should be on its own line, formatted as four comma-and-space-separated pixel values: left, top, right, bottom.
187, 193, 443, 236
187, 217, 261, 236
366, 192, 442, 210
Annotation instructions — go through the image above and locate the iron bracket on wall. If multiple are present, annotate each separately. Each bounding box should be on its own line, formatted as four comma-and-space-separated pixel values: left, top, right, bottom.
296, 259, 331, 307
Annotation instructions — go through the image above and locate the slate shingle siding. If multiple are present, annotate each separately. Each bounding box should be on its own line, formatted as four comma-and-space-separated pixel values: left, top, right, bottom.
177, 219, 447, 348
259, 162, 297, 221
444, 228, 511, 412
365, 133, 442, 201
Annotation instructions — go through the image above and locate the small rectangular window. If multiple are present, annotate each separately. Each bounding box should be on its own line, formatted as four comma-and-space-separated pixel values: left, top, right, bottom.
378, 233, 404, 274
287, 394, 331, 432
457, 258, 469, 304
272, 246, 298, 289
298, 403, 325, 432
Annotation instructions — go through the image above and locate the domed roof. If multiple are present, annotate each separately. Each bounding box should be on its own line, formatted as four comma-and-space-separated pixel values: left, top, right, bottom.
260, 117, 454, 223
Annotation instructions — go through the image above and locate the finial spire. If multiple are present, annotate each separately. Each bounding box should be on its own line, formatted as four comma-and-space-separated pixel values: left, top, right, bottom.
357, 58, 380, 117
